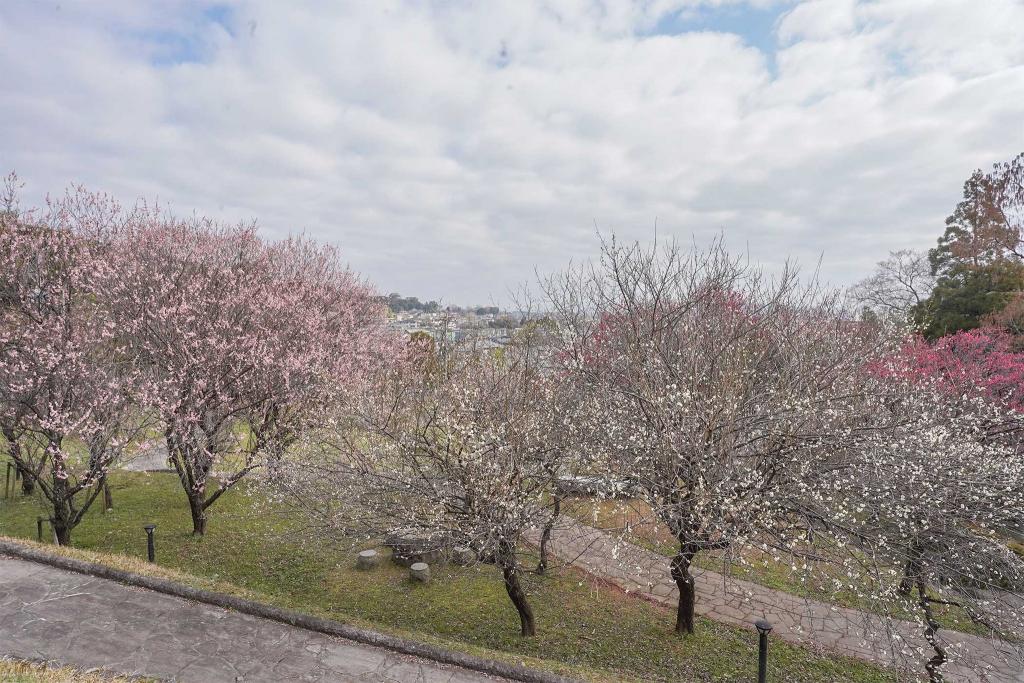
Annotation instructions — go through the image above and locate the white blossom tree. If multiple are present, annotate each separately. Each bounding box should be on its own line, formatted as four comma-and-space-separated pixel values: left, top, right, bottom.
272, 334, 574, 636
828, 371, 1024, 682
545, 237, 893, 635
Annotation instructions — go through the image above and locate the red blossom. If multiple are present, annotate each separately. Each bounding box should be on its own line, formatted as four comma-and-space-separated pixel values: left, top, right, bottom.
885, 327, 1024, 412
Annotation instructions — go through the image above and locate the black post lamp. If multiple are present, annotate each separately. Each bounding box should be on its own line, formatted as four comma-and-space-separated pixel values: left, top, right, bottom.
755, 619, 773, 683
144, 524, 157, 562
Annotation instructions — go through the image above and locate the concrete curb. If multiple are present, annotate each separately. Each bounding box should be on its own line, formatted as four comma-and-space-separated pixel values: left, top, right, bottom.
0, 540, 579, 683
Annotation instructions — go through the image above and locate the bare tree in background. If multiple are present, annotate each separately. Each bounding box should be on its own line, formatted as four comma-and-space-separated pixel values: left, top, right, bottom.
851, 249, 935, 325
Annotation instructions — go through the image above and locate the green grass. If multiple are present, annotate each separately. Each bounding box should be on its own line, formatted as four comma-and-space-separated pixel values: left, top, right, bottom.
0, 658, 151, 682
0, 471, 896, 682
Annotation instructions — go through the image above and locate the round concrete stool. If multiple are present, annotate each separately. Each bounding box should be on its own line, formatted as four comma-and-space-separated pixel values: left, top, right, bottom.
356, 549, 379, 570
410, 561, 431, 583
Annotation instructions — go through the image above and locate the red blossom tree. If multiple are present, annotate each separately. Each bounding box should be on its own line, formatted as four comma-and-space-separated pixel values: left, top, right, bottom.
887, 327, 1024, 412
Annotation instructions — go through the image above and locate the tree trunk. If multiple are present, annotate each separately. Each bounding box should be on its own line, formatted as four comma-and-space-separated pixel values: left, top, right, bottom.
898, 544, 921, 596
499, 544, 536, 636
49, 475, 104, 547
18, 465, 34, 495
51, 518, 71, 546
670, 547, 697, 635
3, 430, 33, 496
102, 478, 113, 511
188, 493, 207, 536
50, 499, 72, 546
168, 437, 209, 536
917, 580, 947, 683
3, 430, 33, 493
49, 462, 73, 545
536, 497, 561, 575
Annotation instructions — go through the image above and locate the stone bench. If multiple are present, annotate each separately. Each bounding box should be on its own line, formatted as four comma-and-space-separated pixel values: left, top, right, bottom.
383, 531, 443, 567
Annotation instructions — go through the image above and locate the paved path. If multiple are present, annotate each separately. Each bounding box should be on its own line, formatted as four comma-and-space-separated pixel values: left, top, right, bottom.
121, 440, 171, 471
535, 519, 1024, 683
0, 556, 505, 683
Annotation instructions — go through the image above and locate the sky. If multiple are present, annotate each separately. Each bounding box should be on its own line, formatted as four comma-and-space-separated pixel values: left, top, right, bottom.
1, 1, 1023, 306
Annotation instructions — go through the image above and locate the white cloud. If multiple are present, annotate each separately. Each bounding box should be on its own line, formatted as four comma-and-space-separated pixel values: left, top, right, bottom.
777, 0, 857, 43
1, 0, 1022, 304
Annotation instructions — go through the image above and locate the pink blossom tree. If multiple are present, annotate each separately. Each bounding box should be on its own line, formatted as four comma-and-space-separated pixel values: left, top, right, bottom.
0, 182, 146, 545
105, 214, 396, 535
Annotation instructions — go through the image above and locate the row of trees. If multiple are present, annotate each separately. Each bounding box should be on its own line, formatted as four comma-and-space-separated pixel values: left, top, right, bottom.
382, 292, 442, 313
382, 292, 505, 319
0, 176, 396, 542
274, 236, 1023, 681
4, 173, 1024, 681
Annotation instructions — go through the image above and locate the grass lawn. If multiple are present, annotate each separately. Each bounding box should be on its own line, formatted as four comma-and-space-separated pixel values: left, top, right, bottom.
565, 496, 993, 637
0, 470, 896, 682
0, 658, 149, 682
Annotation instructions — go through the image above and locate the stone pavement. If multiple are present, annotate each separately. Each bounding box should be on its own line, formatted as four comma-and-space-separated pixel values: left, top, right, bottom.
534, 519, 1024, 683
121, 440, 172, 472
0, 556, 506, 683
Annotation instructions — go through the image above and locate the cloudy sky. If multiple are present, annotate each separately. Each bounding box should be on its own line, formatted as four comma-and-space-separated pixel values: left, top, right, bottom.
2, 1, 1022, 305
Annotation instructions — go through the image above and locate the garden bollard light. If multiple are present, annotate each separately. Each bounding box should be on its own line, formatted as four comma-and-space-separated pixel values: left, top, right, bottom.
755, 619, 772, 683
144, 524, 157, 563
36, 516, 44, 542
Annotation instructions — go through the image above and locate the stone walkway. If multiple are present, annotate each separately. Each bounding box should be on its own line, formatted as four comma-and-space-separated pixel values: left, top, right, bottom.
121, 440, 172, 472
534, 519, 1024, 683
0, 556, 506, 683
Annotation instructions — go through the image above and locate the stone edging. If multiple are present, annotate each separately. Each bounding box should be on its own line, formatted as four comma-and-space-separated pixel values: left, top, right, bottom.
0, 540, 579, 683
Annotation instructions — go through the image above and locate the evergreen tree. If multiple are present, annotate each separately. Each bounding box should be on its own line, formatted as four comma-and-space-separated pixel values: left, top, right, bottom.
916, 153, 1024, 338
